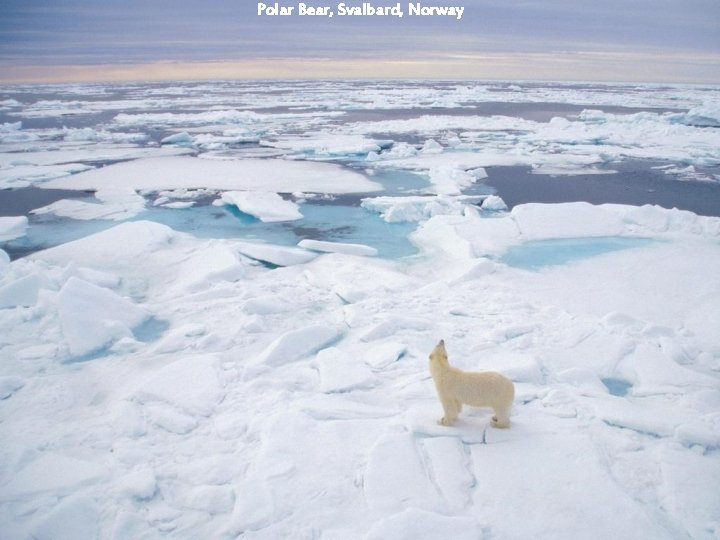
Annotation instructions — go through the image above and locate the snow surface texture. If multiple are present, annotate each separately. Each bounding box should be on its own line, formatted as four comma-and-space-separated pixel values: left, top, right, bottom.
1, 80, 720, 539
1, 202, 719, 539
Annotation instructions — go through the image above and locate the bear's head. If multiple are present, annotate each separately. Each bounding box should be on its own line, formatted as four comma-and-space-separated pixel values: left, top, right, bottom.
429, 339, 449, 367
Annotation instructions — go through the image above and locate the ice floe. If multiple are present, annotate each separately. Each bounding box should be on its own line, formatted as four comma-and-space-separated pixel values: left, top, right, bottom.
214, 191, 302, 222
0, 200, 718, 539
41, 156, 382, 193
297, 239, 378, 257
31, 187, 146, 221
361, 194, 484, 222
0, 216, 28, 241
57, 276, 150, 357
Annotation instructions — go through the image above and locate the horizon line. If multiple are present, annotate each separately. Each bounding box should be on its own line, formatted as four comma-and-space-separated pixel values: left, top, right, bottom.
1, 52, 720, 86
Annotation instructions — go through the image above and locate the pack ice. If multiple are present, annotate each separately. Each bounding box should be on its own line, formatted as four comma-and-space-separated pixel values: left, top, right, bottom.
1, 200, 718, 539
1, 80, 719, 540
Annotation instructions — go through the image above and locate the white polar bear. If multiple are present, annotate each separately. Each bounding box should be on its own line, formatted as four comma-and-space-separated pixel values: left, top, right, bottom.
429, 339, 515, 428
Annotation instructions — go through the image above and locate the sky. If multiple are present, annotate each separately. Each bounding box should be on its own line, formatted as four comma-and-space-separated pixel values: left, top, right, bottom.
0, 0, 719, 83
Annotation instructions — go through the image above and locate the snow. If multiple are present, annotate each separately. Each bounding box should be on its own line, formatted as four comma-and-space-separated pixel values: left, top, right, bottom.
0, 145, 190, 168
427, 166, 480, 195
298, 239, 378, 257
361, 195, 483, 222
41, 156, 382, 193
312, 347, 376, 393
0, 216, 28, 241
133, 355, 223, 416
62, 127, 148, 144
214, 191, 303, 222
170, 243, 245, 293
366, 508, 480, 540
0, 162, 93, 189
481, 194, 508, 211
1, 452, 109, 498
249, 324, 343, 369
363, 432, 447, 511
1, 80, 719, 540
160, 131, 193, 145
0, 376, 24, 400
2, 200, 719, 540
31, 187, 146, 221
264, 133, 385, 157
0, 274, 42, 309
57, 276, 151, 357
236, 241, 318, 267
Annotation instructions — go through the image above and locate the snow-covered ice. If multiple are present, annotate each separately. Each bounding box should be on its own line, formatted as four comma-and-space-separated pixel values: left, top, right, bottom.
361, 194, 484, 222
298, 239, 378, 257
31, 187, 146, 221
214, 191, 302, 222
1, 80, 719, 540
0, 216, 28, 241
41, 156, 382, 193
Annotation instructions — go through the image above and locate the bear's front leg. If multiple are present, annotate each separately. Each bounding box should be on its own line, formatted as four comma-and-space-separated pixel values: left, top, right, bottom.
438, 395, 459, 426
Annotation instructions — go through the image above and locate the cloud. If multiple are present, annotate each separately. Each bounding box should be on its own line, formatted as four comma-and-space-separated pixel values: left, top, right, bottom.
2, 50, 718, 84
1, 0, 719, 82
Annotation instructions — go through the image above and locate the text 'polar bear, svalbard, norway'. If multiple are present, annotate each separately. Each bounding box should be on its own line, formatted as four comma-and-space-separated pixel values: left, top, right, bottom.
257, 3, 466, 19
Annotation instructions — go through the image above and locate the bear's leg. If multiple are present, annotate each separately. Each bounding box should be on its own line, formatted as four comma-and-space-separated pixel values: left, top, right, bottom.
438, 394, 460, 426
491, 405, 511, 428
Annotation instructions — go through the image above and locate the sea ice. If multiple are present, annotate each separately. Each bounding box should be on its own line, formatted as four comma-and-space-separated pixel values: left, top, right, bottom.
361, 195, 480, 222
481, 194, 508, 211
62, 127, 148, 143
28, 494, 100, 540
31, 187, 146, 221
42, 156, 382, 193
0, 145, 190, 168
363, 432, 443, 512
1, 452, 109, 498
0, 121, 38, 144
312, 347, 376, 393
214, 191, 303, 222
265, 133, 385, 157
31, 221, 176, 270
57, 276, 150, 357
0, 216, 28, 241
0, 162, 94, 189
298, 239, 378, 257
0, 376, 24, 400
249, 324, 343, 368
133, 355, 223, 416
170, 243, 246, 293
0, 274, 42, 309
366, 508, 481, 540
235, 241, 318, 267
116, 466, 157, 501
427, 166, 482, 195
2, 81, 719, 540
160, 131, 193, 145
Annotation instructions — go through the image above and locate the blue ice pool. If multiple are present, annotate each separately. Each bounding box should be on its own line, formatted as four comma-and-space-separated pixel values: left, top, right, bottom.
601, 377, 633, 397
499, 236, 654, 270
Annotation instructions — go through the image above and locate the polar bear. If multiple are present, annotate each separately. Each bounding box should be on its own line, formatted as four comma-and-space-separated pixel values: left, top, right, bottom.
429, 339, 515, 428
